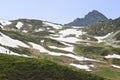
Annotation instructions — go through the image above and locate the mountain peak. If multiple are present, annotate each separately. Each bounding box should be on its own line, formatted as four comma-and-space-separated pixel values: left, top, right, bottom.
84, 10, 108, 20
85, 10, 102, 17
91, 10, 99, 13
87, 10, 100, 15
65, 10, 108, 26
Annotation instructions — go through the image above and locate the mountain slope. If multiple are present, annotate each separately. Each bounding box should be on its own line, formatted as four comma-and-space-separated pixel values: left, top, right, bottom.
87, 17, 120, 36
0, 18, 120, 80
1, 19, 62, 36
65, 10, 108, 26
0, 54, 108, 80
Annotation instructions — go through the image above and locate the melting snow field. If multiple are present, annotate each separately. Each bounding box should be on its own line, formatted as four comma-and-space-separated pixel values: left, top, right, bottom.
59, 29, 86, 37
50, 28, 86, 43
29, 42, 100, 62
105, 54, 120, 59
43, 22, 62, 29
29, 42, 49, 53
95, 32, 113, 43
0, 46, 30, 57
70, 63, 94, 71
0, 32, 29, 48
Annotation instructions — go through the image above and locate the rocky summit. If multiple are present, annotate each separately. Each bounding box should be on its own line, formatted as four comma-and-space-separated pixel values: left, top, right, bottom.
65, 10, 108, 26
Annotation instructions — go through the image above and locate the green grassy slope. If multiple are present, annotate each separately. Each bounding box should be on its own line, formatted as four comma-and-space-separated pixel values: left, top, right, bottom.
94, 68, 120, 80
0, 54, 108, 80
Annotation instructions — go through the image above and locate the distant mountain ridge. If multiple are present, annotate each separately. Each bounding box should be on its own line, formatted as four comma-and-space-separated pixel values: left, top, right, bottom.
65, 10, 108, 26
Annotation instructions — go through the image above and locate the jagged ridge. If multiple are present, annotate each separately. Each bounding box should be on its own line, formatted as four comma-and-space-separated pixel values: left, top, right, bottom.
65, 10, 108, 26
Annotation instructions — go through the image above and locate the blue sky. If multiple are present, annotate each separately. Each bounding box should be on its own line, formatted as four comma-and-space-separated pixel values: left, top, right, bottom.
0, 0, 120, 24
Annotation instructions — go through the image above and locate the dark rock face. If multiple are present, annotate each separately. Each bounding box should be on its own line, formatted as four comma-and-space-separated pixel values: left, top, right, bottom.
65, 10, 108, 26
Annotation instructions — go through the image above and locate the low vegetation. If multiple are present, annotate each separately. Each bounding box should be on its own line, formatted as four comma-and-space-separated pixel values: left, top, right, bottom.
113, 32, 120, 40
0, 54, 108, 80
7, 47, 31, 55
74, 44, 120, 58
44, 38, 65, 47
112, 59, 120, 66
94, 68, 120, 80
87, 18, 120, 36
1, 18, 120, 80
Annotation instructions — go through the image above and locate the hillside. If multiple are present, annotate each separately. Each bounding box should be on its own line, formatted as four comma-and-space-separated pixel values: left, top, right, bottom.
0, 54, 108, 80
87, 17, 120, 36
65, 10, 108, 26
0, 18, 120, 80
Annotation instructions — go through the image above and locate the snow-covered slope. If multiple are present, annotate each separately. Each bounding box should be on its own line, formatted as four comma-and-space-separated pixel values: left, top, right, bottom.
0, 32, 29, 48
50, 28, 86, 43
29, 42, 100, 62
0, 19, 12, 26
94, 32, 113, 43
0, 46, 30, 57
43, 21, 62, 29
59, 29, 86, 37
0, 19, 12, 30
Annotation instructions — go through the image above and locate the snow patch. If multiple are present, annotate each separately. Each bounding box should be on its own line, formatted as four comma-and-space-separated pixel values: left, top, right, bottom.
49, 30, 55, 33
112, 65, 120, 69
43, 22, 62, 29
47, 27, 50, 30
49, 46, 74, 52
72, 26, 85, 28
60, 41, 73, 46
59, 29, 86, 38
70, 63, 94, 71
105, 54, 120, 59
0, 25, 3, 29
0, 32, 29, 48
40, 40, 45, 43
0, 19, 12, 26
0, 20, 12, 30
29, 42, 63, 56
22, 30, 28, 33
50, 28, 86, 43
16, 22, 23, 29
29, 42, 48, 52
95, 32, 113, 43
51, 37, 80, 43
35, 28, 43, 32
65, 54, 99, 62
29, 42, 100, 62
